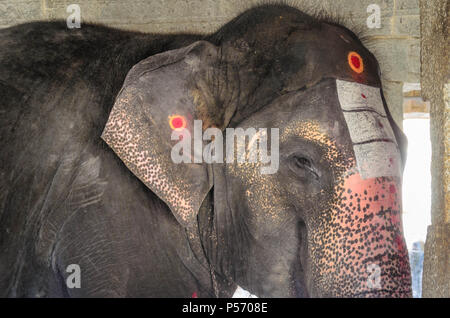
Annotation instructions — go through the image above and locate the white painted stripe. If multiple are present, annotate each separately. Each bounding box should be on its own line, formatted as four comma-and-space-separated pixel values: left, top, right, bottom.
353, 142, 402, 179
336, 80, 386, 114
341, 111, 395, 144
336, 79, 401, 179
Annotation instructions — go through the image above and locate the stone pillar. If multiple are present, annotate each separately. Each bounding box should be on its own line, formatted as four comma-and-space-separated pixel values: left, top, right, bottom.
420, 0, 449, 298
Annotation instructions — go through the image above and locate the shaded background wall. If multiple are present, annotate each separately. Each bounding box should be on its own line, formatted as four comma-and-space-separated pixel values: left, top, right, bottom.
1, 0, 448, 297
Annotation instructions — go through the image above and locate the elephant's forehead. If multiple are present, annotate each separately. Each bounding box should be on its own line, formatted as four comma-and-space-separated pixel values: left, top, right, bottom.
280, 120, 353, 171
273, 80, 350, 146
280, 23, 381, 89
281, 121, 336, 151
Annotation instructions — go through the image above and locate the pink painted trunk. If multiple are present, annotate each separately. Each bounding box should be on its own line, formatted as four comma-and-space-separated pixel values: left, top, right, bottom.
314, 171, 412, 297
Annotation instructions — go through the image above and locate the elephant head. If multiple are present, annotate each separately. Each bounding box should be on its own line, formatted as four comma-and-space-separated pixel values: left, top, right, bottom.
101, 5, 411, 297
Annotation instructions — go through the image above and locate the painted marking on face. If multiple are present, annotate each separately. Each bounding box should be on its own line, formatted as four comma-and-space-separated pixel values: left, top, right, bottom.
348, 51, 364, 73
169, 115, 187, 130
336, 79, 401, 179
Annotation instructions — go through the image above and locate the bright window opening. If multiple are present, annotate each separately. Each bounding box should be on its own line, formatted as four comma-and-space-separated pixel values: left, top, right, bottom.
401, 83, 432, 298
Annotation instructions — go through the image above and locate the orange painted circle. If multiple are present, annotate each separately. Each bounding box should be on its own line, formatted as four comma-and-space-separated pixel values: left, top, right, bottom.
169, 115, 187, 130
348, 51, 364, 74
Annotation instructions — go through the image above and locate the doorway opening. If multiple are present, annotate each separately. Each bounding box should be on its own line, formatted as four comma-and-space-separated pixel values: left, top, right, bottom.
401, 83, 432, 298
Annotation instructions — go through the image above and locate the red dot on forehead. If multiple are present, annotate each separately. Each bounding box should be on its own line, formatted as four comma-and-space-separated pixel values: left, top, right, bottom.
351, 55, 361, 68
347, 51, 364, 73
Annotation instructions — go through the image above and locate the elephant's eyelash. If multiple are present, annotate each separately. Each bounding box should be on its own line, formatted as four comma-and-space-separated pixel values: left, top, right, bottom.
290, 155, 320, 180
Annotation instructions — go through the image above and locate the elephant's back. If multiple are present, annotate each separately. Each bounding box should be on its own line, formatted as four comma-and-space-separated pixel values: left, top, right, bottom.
0, 21, 198, 296
0, 22, 150, 215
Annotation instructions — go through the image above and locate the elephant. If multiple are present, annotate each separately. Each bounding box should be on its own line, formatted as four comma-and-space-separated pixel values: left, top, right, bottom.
0, 4, 411, 297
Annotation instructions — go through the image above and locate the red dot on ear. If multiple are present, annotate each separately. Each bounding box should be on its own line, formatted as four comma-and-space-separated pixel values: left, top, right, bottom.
172, 117, 183, 128
169, 115, 186, 130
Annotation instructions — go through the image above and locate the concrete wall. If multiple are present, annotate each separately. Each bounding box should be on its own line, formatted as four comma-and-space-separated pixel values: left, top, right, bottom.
0, 0, 421, 126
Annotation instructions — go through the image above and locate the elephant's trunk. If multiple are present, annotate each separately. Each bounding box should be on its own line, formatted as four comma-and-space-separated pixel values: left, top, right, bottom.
311, 171, 412, 297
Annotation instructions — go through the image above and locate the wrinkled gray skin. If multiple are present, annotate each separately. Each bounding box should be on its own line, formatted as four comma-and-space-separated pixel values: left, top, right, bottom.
0, 5, 411, 297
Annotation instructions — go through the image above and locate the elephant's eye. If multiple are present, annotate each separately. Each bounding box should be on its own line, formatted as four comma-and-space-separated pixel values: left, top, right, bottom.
294, 156, 312, 169
290, 155, 319, 180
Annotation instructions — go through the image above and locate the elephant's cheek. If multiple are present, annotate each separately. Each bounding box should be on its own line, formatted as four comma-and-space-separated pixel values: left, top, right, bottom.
313, 172, 412, 297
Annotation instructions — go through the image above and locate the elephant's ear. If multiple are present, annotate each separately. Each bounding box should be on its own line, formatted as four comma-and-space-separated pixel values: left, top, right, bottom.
101, 41, 234, 227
